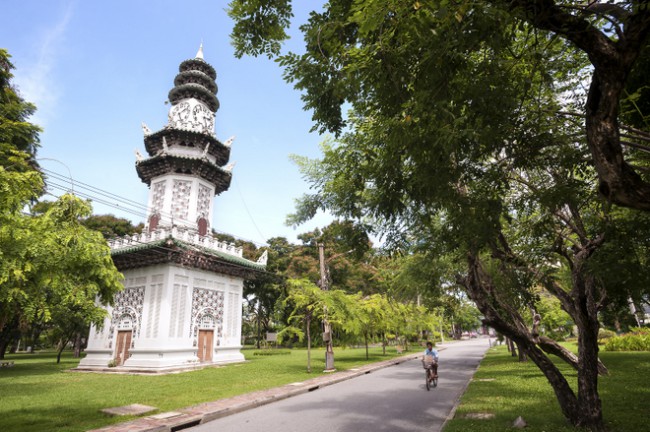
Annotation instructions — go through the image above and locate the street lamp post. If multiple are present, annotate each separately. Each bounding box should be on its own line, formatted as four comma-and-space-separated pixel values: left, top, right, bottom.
318, 243, 335, 372
37, 157, 75, 194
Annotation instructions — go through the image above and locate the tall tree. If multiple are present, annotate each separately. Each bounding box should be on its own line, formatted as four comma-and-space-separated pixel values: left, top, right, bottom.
282, 221, 379, 293
280, 278, 354, 372
229, 2, 650, 430
0, 50, 123, 359
0, 49, 42, 213
229, 0, 650, 210
81, 214, 143, 239
0, 49, 44, 354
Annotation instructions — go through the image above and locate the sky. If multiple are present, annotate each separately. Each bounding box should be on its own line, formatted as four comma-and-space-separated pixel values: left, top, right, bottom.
2, 0, 334, 246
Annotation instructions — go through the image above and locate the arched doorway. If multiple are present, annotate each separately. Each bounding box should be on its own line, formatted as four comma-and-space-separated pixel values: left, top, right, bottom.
148, 213, 160, 232
197, 314, 215, 362
197, 217, 209, 236
114, 314, 134, 366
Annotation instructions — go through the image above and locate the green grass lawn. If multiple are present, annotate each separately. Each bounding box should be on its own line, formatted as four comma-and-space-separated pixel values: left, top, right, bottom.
3, 345, 646, 432
443, 345, 650, 432
0, 346, 404, 432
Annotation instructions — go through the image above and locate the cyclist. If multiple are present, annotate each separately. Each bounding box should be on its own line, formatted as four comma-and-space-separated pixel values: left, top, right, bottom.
423, 341, 439, 382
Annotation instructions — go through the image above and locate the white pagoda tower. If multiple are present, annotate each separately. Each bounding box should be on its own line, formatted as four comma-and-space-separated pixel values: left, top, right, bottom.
78, 46, 266, 373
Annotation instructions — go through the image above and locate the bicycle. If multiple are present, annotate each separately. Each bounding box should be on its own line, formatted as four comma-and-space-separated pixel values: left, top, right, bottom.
422, 355, 438, 391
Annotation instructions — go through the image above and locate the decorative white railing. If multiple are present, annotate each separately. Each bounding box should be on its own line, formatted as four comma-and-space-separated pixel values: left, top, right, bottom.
108, 226, 243, 258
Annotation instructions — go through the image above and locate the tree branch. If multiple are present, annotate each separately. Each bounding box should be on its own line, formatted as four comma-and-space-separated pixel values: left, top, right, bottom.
500, 0, 650, 210
538, 335, 608, 375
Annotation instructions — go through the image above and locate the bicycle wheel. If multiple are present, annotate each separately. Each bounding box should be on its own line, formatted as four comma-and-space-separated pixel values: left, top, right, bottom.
425, 370, 430, 391
432, 375, 438, 388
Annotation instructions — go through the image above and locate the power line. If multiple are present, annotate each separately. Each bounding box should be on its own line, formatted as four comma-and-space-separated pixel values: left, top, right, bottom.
43, 168, 270, 247
42, 167, 163, 216
46, 181, 149, 220
43, 190, 213, 259
233, 176, 267, 243
45, 166, 192, 227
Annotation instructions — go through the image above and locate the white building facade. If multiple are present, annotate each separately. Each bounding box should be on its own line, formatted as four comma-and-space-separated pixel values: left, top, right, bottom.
78, 47, 266, 373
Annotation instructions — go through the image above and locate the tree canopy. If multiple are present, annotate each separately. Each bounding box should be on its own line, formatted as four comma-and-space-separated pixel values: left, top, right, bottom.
0, 49, 123, 359
229, 1, 650, 430
230, 0, 650, 210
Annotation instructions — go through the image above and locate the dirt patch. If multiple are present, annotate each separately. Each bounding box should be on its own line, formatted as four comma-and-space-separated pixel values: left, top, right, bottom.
101, 404, 157, 416
463, 412, 495, 420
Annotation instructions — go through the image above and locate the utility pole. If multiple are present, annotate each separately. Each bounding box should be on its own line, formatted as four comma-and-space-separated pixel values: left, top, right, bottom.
319, 243, 335, 372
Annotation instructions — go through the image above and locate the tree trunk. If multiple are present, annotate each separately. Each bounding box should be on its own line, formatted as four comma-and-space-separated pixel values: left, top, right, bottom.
306, 314, 311, 373
538, 336, 608, 376
585, 63, 650, 210
0, 339, 8, 360
73, 332, 82, 358
521, 341, 582, 425
509, 0, 650, 211
256, 303, 261, 349
9, 339, 19, 354
364, 331, 369, 360
0, 317, 20, 359
516, 342, 528, 362
56, 337, 70, 364
464, 252, 605, 430
508, 338, 517, 357
29, 324, 44, 352
572, 271, 605, 431
480, 319, 583, 425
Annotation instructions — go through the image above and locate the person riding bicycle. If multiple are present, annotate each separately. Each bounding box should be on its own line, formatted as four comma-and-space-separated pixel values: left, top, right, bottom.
423, 342, 439, 381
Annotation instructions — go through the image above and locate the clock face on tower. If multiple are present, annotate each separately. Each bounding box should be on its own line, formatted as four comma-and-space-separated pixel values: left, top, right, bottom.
192, 104, 214, 133
169, 102, 190, 125
168, 100, 214, 134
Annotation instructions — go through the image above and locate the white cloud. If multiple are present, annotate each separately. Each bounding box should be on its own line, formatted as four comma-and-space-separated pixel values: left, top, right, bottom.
15, 2, 74, 127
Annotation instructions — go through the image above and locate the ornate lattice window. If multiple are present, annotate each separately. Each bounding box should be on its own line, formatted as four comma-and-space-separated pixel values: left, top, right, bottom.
108, 279, 145, 348
191, 287, 224, 346
199, 314, 216, 329
151, 181, 166, 212
117, 314, 134, 330
197, 185, 211, 217
172, 180, 192, 221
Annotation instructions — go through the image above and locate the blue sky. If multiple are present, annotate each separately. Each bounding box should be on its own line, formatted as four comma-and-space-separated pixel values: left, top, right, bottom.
2, 0, 333, 246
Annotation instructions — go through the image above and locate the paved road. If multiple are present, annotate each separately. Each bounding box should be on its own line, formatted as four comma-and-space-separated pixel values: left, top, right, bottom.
189, 338, 490, 432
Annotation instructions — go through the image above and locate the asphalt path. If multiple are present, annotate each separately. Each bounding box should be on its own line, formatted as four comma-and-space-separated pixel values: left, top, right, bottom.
188, 338, 490, 432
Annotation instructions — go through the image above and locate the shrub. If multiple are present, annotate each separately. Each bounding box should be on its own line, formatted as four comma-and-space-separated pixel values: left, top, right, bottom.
252, 349, 292, 356
630, 327, 650, 335
604, 329, 650, 352
598, 328, 617, 344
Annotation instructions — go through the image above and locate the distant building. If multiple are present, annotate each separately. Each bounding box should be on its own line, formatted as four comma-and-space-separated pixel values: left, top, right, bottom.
78, 46, 266, 372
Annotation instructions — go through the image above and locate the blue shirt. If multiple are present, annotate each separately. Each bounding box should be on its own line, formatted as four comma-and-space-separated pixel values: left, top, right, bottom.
424, 347, 439, 360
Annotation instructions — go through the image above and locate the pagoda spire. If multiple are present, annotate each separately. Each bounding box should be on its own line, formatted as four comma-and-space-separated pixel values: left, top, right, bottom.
135, 49, 233, 235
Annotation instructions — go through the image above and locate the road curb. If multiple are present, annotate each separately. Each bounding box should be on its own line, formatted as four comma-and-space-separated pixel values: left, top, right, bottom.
88, 352, 422, 432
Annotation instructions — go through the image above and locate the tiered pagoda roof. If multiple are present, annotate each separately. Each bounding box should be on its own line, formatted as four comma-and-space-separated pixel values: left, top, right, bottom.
143, 129, 230, 166
169, 58, 219, 111
111, 237, 266, 279
135, 46, 232, 195
136, 153, 232, 190
117, 46, 267, 275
